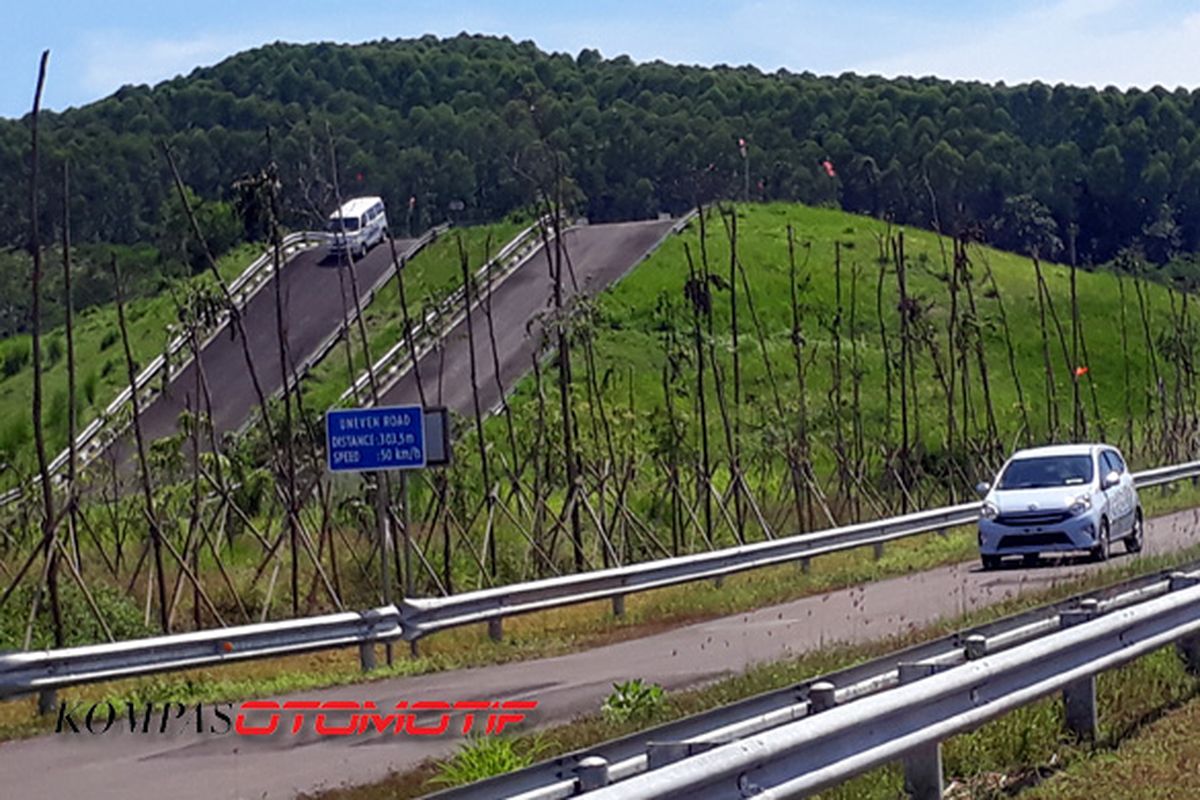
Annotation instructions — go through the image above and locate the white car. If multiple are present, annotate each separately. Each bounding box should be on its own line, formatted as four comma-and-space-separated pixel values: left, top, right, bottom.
976, 443, 1142, 570
328, 196, 388, 260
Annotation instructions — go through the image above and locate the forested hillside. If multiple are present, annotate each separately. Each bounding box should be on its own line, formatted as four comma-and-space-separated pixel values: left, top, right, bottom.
4, 33, 1200, 308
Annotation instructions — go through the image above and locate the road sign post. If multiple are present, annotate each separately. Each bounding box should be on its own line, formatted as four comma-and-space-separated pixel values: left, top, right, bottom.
327, 405, 448, 664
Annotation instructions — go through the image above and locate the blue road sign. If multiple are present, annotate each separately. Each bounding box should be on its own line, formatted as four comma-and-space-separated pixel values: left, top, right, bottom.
326, 405, 425, 472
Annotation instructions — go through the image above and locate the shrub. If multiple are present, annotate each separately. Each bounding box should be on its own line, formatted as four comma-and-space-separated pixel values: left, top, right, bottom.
602, 678, 666, 724
432, 735, 540, 787
1, 342, 29, 378
45, 336, 64, 366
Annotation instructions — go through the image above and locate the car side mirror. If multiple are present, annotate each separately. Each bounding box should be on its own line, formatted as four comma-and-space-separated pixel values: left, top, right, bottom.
974, 481, 990, 497
1102, 470, 1121, 490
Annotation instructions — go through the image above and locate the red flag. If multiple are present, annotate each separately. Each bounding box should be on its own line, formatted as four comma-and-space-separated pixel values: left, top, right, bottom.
355, 172, 364, 182
822, 159, 836, 178
1074, 365, 1089, 377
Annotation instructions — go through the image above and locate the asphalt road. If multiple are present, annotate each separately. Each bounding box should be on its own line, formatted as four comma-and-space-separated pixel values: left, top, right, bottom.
4, 507, 1197, 800
105, 237, 419, 462
380, 219, 678, 415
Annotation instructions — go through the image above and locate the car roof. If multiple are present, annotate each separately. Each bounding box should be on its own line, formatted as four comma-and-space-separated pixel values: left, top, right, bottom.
330, 196, 383, 219
1008, 443, 1110, 460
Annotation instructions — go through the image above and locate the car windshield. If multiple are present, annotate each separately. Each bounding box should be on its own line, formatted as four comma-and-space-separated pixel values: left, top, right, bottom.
997, 455, 1094, 490
328, 217, 359, 233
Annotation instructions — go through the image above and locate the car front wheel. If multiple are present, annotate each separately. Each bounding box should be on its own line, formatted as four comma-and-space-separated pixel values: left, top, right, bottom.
1090, 518, 1111, 562
1125, 509, 1144, 554
981, 554, 1002, 571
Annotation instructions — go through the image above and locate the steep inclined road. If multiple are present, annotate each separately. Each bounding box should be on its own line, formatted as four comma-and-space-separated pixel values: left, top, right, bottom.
381, 219, 677, 415
5, 508, 1198, 800
110, 238, 419, 456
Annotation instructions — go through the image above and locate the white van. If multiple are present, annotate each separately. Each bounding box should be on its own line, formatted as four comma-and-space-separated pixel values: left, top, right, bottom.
328, 196, 388, 260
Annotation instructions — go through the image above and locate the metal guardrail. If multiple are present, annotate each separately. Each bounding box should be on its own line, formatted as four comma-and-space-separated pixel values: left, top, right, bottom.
0, 232, 322, 507
577, 569, 1200, 799
265, 224, 450, 411
2, 460, 1198, 701
338, 217, 552, 407
427, 559, 1198, 800
399, 501, 979, 640
423, 559, 1194, 800
0, 606, 399, 696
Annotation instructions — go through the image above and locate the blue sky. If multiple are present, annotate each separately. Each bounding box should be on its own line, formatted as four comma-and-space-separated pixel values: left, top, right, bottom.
5, 0, 1200, 118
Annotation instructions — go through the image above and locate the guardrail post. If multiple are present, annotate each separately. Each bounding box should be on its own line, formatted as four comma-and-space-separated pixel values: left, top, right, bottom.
612, 594, 626, 618
488, 617, 504, 642
1060, 601, 1100, 741
800, 557, 811, 575
808, 681, 837, 713
873, 542, 885, 560
576, 755, 610, 791
358, 642, 376, 672
898, 663, 943, 800
1170, 573, 1200, 673
964, 634, 988, 661
37, 689, 56, 715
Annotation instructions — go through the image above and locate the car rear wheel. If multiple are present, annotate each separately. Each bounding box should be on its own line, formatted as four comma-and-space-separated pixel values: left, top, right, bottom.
1090, 518, 1111, 562
1125, 509, 1144, 554
1022, 553, 1039, 567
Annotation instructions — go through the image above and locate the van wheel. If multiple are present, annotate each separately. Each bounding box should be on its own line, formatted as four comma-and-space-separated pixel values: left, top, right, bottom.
1125, 509, 1144, 554
981, 554, 1002, 571
1090, 519, 1111, 562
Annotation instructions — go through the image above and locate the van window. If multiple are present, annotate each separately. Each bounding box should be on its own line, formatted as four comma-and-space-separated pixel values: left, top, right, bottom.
329, 217, 360, 232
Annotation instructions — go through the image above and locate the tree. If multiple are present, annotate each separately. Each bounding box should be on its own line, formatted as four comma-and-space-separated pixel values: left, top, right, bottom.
1142, 202, 1182, 265
157, 185, 242, 273
993, 193, 1062, 258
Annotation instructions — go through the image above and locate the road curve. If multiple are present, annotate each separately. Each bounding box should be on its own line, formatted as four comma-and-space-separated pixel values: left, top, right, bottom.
380, 219, 678, 415
107, 237, 420, 459
3, 507, 1197, 800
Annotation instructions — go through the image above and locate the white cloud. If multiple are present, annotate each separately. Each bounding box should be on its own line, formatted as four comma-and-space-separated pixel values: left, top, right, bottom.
856, 0, 1200, 89
79, 30, 262, 95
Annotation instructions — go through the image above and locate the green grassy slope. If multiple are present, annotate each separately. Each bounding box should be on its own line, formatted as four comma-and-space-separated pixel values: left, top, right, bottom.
0, 243, 257, 473
425, 201, 1190, 582
536, 202, 1171, 467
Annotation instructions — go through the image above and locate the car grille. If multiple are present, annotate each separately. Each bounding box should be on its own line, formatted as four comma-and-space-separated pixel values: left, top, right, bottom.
997, 532, 1074, 549
994, 510, 1073, 526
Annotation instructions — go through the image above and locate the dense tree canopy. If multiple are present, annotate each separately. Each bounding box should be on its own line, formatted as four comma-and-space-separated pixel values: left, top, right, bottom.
4, 33, 1200, 268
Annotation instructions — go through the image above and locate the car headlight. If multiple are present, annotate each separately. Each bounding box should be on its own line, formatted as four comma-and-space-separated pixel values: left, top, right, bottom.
1068, 493, 1093, 516
981, 502, 999, 520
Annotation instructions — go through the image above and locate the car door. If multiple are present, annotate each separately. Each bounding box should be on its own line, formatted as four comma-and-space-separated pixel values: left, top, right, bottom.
1111, 449, 1137, 530
1098, 451, 1122, 533
1102, 450, 1133, 533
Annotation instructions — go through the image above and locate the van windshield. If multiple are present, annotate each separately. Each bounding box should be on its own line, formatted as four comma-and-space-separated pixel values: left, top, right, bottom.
328, 217, 360, 233
998, 455, 1094, 490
